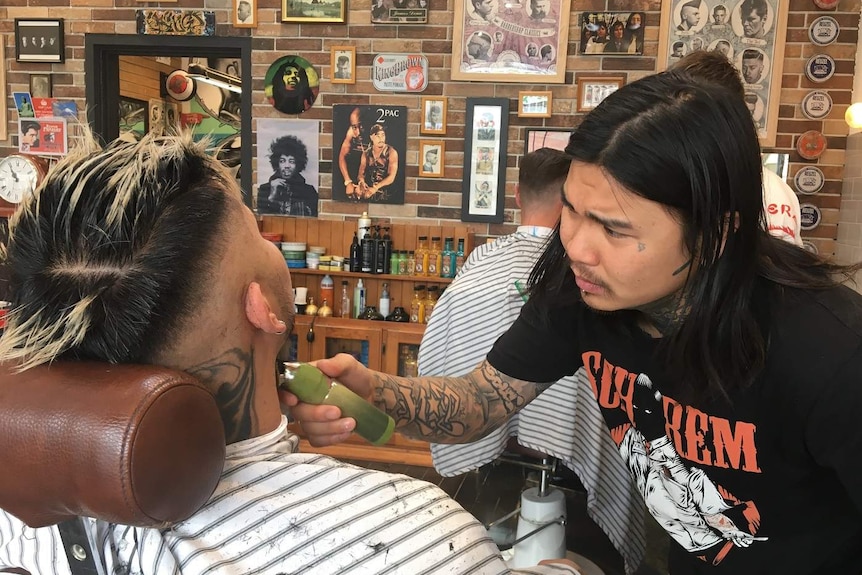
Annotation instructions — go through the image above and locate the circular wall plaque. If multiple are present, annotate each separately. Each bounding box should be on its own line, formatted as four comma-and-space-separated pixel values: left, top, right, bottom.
794, 166, 826, 194
801, 90, 833, 119
805, 54, 836, 83
797, 130, 828, 160
799, 203, 822, 230
264, 55, 320, 115
802, 240, 819, 254
808, 16, 840, 45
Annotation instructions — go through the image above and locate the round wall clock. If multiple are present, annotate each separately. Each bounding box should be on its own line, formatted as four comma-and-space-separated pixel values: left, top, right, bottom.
0, 154, 48, 204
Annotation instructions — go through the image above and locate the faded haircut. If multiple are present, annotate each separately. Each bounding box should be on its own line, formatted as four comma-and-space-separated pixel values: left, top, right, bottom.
518, 147, 571, 209
0, 131, 233, 371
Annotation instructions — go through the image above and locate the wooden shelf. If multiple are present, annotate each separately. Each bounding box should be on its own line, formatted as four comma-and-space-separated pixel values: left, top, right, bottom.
290, 267, 453, 284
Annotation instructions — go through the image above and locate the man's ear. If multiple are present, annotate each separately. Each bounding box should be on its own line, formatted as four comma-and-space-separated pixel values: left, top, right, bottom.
245, 282, 287, 334
514, 184, 522, 209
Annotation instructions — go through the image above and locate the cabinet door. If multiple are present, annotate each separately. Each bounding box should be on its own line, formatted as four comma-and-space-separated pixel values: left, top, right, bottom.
383, 327, 424, 376
310, 323, 383, 370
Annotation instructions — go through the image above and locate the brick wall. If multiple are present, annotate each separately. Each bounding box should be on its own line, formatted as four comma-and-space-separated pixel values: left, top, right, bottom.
1, 0, 859, 250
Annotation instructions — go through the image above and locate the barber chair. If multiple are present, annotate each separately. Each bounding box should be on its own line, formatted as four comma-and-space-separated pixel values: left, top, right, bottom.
0, 362, 226, 575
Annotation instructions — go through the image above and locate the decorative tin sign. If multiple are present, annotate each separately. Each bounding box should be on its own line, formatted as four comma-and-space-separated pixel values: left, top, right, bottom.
801, 90, 833, 120
805, 54, 836, 83
135, 10, 216, 35
802, 240, 819, 254
813, 0, 839, 9
799, 203, 822, 230
372, 54, 428, 92
797, 130, 828, 160
808, 16, 840, 45
794, 166, 825, 195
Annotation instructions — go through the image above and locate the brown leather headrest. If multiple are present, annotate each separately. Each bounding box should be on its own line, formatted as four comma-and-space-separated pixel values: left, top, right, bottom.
0, 362, 226, 528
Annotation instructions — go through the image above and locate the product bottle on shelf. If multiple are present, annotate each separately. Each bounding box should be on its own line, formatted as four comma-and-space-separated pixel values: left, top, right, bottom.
409, 284, 426, 324
414, 236, 429, 277
380, 226, 392, 274
375, 225, 387, 275
379, 282, 391, 317
358, 211, 371, 240
389, 249, 400, 276
424, 285, 439, 323
360, 227, 375, 274
441, 237, 455, 278
427, 236, 442, 277
406, 250, 416, 276
320, 274, 334, 309
318, 299, 333, 317
398, 250, 409, 275
455, 238, 466, 275
339, 280, 351, 318
349, 232, 361, 272
353, 279, 366, 318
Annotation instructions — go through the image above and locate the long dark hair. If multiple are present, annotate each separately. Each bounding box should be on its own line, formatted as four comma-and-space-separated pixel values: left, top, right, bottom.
530, 70, 860, 402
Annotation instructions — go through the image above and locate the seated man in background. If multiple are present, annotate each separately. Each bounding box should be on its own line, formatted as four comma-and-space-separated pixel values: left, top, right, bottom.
0, 133, 580, 575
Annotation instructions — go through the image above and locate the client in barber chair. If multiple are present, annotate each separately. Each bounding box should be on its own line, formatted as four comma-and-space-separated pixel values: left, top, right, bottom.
0, 133, 580, 575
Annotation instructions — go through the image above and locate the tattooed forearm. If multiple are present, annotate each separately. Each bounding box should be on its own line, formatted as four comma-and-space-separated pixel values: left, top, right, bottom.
372, 360, 540, 443
187, 347, 256, 443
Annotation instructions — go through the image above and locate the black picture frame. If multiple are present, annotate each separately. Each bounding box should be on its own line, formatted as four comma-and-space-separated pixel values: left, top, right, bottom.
461, 97, 509, 224
524, 127, 572, 153
15, 19, 65, 64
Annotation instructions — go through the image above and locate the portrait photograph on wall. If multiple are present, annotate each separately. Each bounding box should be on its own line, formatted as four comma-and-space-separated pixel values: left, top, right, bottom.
579, 12, 646, 55
18, 117, 67, 156
331, 104, 408, 205
15, 19, 65, 64
283, 0, 346, 23
451, 0, 571, 83
419, 140, 445, 178
233, 0, 257, 27
420, 96, 447, 134
461, 98, 509, 223
264, 55, 320, 115
331, 46, 356, 84
256, 118, 320, 218
657, 0, 787, 146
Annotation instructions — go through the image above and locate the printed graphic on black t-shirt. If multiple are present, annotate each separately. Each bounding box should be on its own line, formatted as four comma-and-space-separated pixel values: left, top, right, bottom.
582, 350, 765, 566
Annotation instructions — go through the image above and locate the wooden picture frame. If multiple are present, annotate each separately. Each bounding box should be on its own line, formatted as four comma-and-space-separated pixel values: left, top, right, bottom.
282, 0, 346, 23
657, 0, 787, 146
29, 73, 52, 99
0, 44, 6, 142
418, 140, 445, 178
524, 127, 571, 153
577, 75, 624, 112
518, 90, 553, 118
420, 97, 447, 135
331, 46, 356, 84
461, 98, 509, 223
233, 0, 257, 28
451, 0, 570, 83
15, 19, 65, 64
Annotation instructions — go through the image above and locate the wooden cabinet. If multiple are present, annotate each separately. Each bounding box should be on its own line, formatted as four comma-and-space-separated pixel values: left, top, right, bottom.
267, 217, 475, 467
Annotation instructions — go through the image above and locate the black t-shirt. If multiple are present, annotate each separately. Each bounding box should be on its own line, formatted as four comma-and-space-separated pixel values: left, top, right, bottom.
488, 283, 862, 574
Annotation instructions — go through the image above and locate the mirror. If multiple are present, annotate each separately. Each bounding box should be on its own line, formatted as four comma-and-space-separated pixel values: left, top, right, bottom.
762, 152, 789, 180
85, 34, 253, 206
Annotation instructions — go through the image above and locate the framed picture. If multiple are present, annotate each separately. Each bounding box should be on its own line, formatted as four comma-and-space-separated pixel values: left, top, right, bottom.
257, 119, 321, 217
579, 12, 646, 55
148, 98, 165, 135
419, 140, 445, 178
577, 75, 624, 112
371, 0, 428, 23
461, 98, 509, 223
18, 117, 68, 157
29, 74, 52, 99
524, 127, 571, 153
420, 97, 447, 135
0, 44, 6, 142
518, 90, 552, 118
119, 96, 148, 141
331, 46, 356, 84
233, 0, 257, 27
657, 0, 787, 146
282, 0, 346, 23
15, 19, 65, 63
451, 0, 571, 83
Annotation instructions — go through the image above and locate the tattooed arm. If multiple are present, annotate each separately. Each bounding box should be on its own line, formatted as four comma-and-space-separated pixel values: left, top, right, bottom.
283, 353, 546, 445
